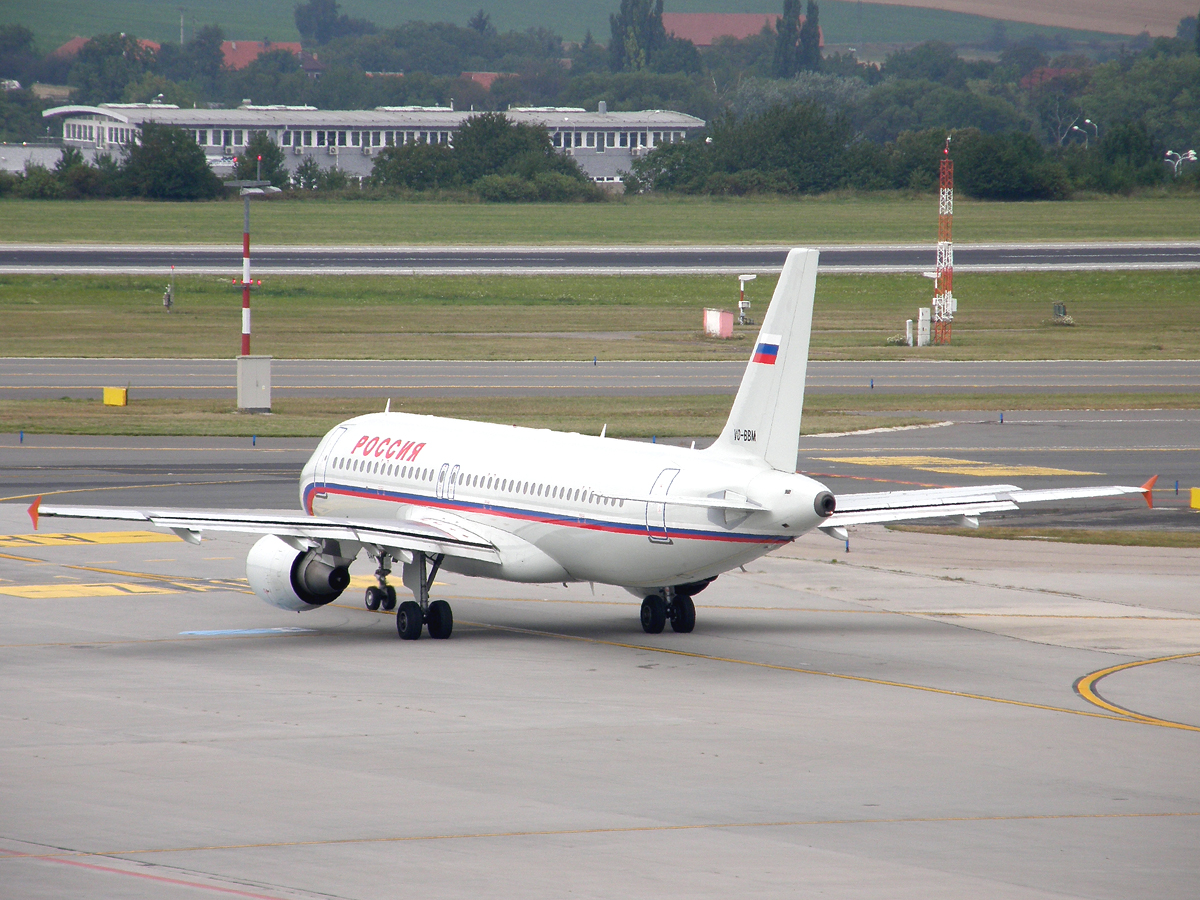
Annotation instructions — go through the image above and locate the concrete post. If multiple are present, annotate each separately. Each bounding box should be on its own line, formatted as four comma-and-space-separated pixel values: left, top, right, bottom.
237, 355, 272, 413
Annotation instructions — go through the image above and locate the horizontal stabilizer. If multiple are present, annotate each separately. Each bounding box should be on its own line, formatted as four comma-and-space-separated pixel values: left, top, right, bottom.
825, 482, 1150, 528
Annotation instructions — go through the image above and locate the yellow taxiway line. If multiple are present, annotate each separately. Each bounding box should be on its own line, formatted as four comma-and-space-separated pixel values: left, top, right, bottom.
1074, 652, 1200, 732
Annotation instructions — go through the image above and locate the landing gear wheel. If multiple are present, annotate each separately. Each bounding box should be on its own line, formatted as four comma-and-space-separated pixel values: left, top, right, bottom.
382, 586, 397, 611
640, 595, 666, 634
397, 600, 423, 640
426, 600, 453, 639
364, 586, 382, 611
670, 594, 696, 633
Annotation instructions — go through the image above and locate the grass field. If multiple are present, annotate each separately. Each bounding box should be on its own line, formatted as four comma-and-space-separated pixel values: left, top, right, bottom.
0, 396, 931, 439
2, 270, 1196, 361
4, 196, 1199, 246
2, 391, 1191, 439
11, 0, 1127, 58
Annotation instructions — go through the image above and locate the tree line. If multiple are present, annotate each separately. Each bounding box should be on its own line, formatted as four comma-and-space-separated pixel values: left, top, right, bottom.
627, 105, 1178, 200
1, 2, 1199, 200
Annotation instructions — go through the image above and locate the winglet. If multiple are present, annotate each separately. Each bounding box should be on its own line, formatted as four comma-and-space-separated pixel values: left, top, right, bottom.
1141, 475, 1158, 509
28, 495, 41, 530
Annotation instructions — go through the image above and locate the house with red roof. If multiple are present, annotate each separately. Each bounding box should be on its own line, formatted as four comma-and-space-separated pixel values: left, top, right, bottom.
1020, 67, 1082, 91
221, 41, 303, 70
661, 12, 822, 48
462, 72, 518, 89
52, 36, 160, 58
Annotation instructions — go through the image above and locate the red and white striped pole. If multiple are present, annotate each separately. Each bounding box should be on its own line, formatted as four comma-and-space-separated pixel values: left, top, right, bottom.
933, 136, 954, 345
241, 194, 251, 356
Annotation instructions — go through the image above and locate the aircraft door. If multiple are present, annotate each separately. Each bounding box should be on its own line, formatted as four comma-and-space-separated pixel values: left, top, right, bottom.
645, 468, 680, 544
436, 463, 450, 499
448, 464, 460, 500
316, 425, 349, 495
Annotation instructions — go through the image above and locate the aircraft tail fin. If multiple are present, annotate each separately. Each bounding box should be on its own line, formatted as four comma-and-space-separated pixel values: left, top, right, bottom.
708, 248, 819, 472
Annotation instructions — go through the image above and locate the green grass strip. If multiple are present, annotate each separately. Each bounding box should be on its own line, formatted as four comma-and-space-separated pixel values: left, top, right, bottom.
0, 396, 930, 439
4, 194, 1200, 245
3, 270, 1198, 361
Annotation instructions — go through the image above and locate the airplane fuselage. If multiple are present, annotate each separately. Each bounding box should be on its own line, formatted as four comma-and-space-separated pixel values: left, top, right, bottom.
299, 412, 831, 591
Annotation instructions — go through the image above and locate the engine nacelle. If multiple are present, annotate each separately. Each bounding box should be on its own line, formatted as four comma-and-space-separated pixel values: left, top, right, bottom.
246, 534, 351, 612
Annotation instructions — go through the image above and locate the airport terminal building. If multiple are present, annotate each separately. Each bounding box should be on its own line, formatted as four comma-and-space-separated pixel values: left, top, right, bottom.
42, 102, 706, 184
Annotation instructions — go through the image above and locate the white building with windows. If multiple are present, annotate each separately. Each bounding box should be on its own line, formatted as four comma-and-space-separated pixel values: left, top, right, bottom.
42, 102, 705, 184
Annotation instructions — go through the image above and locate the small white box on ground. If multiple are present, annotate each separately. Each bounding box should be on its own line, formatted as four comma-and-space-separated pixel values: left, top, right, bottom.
237, 355, 272, 412
703, 308, 734, 339
917, 307, 931, 347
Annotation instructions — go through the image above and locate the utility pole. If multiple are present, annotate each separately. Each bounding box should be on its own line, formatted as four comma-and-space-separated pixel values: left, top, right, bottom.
932, 136, 955, 345
229, 180, 280, 412
241, 192, 252, 355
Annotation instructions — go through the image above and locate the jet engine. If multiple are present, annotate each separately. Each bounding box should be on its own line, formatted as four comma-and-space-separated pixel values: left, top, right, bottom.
246, 534, 351, 612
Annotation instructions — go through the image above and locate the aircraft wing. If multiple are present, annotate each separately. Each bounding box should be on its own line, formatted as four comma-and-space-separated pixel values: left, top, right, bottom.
821, 479, 1156, 529
28, 499, 500, 563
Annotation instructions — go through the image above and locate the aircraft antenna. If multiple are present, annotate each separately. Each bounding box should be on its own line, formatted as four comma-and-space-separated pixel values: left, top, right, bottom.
932, 136, 955, 344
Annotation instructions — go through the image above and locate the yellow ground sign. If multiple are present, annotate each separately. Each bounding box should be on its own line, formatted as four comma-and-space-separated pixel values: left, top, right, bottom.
0, 582, 175, 599
815, 456, 1102, 477
0, 531, 181, 548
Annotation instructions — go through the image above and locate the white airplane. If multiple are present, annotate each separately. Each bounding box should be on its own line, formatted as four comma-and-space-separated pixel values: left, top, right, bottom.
28, 249, 1155, 639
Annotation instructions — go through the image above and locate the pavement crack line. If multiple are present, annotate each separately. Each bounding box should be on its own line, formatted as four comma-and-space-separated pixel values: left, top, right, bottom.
814, 557, 1154, 608
475, 621, 1200, 731
347, 608, 1200, 734
5, 811, 1200, 860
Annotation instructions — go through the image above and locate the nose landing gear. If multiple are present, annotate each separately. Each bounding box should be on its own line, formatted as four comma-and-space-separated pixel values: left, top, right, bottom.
364, 552, 398, 612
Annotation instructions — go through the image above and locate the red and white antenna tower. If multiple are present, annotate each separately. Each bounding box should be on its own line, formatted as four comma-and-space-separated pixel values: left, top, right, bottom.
932, 136, 954, 344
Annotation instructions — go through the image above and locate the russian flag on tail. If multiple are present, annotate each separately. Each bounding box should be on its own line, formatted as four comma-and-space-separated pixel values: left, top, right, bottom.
752, 333, 782, 365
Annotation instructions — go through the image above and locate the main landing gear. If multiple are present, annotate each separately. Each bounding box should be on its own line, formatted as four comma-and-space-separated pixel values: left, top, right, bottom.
397, 551, 451, 641
640, 586, 696, 635
364, 550, 452, 640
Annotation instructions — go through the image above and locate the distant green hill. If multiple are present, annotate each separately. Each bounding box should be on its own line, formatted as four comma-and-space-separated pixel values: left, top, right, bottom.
5, 0, 1127, 56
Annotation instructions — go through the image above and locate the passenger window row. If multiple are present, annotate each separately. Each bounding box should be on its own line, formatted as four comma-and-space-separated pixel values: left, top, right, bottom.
330, 457, 624, 508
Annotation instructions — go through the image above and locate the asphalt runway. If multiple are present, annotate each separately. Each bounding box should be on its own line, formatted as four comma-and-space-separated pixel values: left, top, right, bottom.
4, 241, 1200, 275
802, 410, 1200, 530
2, 411, 1196, 530
5, 358, 1200, 400
2, 501, 1198, 896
